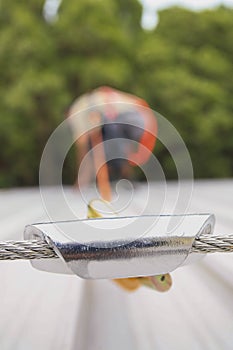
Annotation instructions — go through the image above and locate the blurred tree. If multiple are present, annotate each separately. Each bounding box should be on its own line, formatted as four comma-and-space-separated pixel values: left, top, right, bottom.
0, 0, 68, 185
135, 6, 233, 178
0, 2, 232, 186
0, 0, 142, 186
54, 0, 142, 95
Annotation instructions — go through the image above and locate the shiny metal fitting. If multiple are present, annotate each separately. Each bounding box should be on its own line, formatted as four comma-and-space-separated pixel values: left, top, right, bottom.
24, 214, 215, 279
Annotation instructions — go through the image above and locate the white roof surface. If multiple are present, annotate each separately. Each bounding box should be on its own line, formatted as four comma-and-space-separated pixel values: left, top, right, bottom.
0, 180, 232, 349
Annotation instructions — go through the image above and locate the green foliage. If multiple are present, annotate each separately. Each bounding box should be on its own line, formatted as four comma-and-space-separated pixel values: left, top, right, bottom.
136, 6, 233, 178
0, 2, 232, 186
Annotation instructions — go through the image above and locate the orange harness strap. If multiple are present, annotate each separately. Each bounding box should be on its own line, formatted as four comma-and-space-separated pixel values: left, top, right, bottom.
89, 125, 112, 201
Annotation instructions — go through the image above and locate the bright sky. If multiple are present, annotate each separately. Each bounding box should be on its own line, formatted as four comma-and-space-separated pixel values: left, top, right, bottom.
140, 0, 233, 29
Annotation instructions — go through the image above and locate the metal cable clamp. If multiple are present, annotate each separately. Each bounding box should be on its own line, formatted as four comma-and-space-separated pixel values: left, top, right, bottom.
24, 214, 215, 279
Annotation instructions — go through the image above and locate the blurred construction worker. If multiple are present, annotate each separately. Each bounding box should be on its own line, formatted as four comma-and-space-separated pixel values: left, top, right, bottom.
67, 86, 157, 200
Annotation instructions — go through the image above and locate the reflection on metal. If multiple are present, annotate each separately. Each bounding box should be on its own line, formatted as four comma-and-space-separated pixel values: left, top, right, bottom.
24, 214, 215, 279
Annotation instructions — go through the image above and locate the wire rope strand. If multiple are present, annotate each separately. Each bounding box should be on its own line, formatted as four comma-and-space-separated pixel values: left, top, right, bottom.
1, 234, 233, 260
